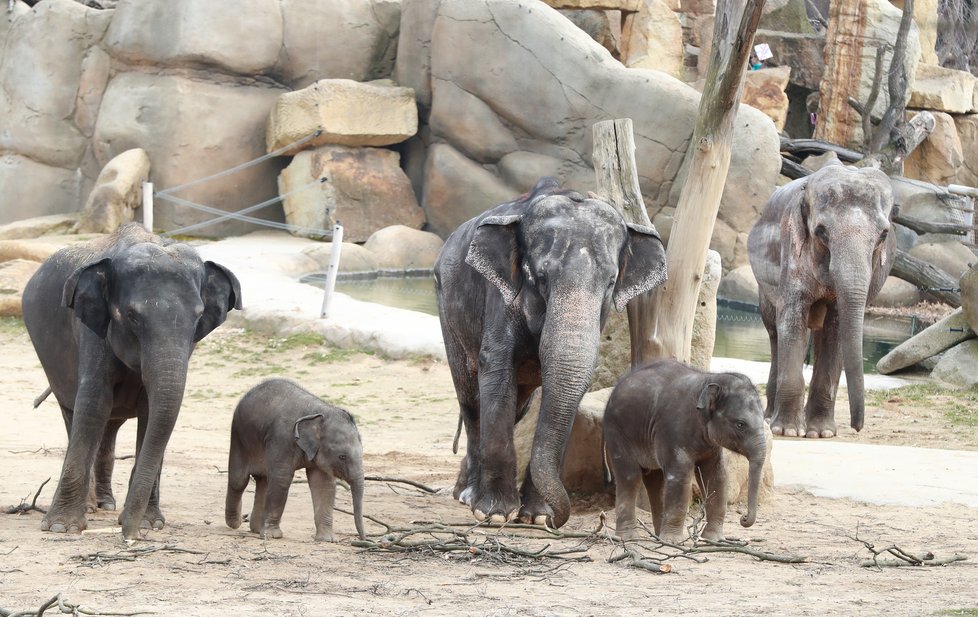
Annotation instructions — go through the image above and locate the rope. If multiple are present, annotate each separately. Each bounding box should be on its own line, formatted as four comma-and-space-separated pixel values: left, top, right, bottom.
159, 177, 329, 237
156, 130, 322, 196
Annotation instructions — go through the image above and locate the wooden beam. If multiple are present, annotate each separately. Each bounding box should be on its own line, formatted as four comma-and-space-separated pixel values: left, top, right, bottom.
892, 250, 961, 307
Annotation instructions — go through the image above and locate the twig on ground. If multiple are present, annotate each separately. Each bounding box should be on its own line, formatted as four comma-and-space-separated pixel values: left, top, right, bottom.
73, 544, 204, 568
851, 531, 969, 569
0, 592, 154, 616
4, 478, 50, 515
364, 475, 438, 494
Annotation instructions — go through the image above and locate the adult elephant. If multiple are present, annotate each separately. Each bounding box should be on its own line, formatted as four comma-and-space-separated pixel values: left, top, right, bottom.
747, 164, 895, 438
22, 223, 241, 539
435, 177, 667, 528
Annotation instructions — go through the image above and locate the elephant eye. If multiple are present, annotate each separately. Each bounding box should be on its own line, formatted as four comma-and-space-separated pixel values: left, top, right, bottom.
878, 229, 888, 244
338, 454, 348, 462
126, 308, 139, 325
735, 421, 746, 431
814, 225, 828, 242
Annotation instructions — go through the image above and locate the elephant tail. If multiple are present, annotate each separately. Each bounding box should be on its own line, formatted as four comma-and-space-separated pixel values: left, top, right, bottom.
452, 412, 463, 455
33, 386, 52, 409
602, 438, 614, 487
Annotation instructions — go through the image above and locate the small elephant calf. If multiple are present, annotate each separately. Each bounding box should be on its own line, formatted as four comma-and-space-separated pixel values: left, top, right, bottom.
225, 379, 365, 542
603, 359, 768, 544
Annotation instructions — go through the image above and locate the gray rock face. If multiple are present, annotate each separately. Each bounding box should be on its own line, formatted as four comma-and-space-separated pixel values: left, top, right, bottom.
400, 0, 781, 265
931, 339, 978, 388
363, 225, 444, 270
718, 264, 759, 305
279, 146, 425, 243
907, 241, 976, 281
876, 308, 974, 375
0, 156, 85, 224
871, 276, 923, 309
94, 73, 286, 237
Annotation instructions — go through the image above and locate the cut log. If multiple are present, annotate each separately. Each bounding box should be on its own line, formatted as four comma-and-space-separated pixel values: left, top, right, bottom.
893, 213, 977, 236
779, 137, 864, 162
892, 250, 962, 307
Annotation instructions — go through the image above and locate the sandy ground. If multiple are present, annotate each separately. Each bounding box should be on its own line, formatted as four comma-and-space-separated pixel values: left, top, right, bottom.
2, 320, 977, 616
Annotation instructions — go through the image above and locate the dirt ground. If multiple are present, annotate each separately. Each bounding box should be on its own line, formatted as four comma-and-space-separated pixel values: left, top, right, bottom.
1, 318, 977, 616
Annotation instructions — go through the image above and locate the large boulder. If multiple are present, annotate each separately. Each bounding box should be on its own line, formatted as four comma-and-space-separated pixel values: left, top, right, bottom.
908, 63, 978, 114
876, 308, 973, 374
931, 339, 978, 388
871, 276, 922, 308
0, 259, 41, 317
903, 111, 964, 186
958, 263, 978, 335
363, 226, 444, 271
105, 0, 283, 75
278, 146, 425, 243
94, 72, 285, 237
953, 114, 978, 188
76, 149, 151, 234
742, 66, 791, 132
907, 241, 975, 281
718, 264, 759, 304
0, 214, 79, 241
399, 0, 781, 268
620, 0, 684, 80
0, 156, 86, 224
266, 79, 418, 154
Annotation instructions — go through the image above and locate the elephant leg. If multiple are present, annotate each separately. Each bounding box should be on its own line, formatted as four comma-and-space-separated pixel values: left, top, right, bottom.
694, 453, 727, 542
642, 470, 665, 536
452, 402, 480, 507
804, 306, 842, 438
259, 467, 294, 539
610, 453, 643, 541
758, 294, 779, 421
307, 467, 337, 542
123, 396, 164, 530
95, 418, 124, 511
225, 448, 249, 530
249, 476, 267, 535
770, 303, 809, 437
658, 464, 694, 544
471, 340, 521, 523
43, 344, 114, 534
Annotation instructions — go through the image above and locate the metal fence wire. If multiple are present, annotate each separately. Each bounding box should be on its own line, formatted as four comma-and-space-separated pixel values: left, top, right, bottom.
155, 130, 334, 238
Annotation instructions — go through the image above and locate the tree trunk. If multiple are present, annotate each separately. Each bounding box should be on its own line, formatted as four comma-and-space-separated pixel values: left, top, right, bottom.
892, 250, 962, 307
647, 0, 767, 363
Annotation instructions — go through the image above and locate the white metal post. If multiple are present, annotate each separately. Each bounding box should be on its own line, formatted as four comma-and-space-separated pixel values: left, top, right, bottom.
320, 222, 344, 319
142, 181, 154, 232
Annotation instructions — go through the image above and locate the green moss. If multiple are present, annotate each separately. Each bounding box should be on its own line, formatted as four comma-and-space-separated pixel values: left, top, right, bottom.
0, 316, 26, 335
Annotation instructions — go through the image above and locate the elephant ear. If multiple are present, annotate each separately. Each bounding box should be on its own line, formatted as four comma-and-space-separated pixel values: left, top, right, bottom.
62, 258, 112, 338
293, 413, 325, 462
613, 223, 667, 312
696, 382, 721, 420
195, 261, 243, 342
784, 182, 811, 261
465, 214, 522, 305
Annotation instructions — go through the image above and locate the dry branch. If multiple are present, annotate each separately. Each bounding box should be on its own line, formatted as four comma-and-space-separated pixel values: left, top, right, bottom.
73, 544, 204, 568
0, 592, 154, 617
364, 475, 438, 494
4, 478, 49, 515
852, 533, 969, 569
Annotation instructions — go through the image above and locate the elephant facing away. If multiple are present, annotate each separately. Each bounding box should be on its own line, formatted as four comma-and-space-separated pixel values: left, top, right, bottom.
747, 164, 895, 438
434, 177, 668, 528
22, 223, 241, 539
603, 359, 768, 544
225, 379, 365, 542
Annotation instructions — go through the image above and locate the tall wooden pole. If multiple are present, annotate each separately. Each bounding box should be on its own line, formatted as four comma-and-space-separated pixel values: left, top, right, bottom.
650, 0, 766, 363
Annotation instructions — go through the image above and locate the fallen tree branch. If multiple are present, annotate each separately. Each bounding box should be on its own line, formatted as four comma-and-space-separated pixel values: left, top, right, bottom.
892, 250, 962, 307
4, 477, 50, 515
0, 592, 154, 616
73, 545, 204, 568
364, 475, 438, 494
851, 532, 969, 569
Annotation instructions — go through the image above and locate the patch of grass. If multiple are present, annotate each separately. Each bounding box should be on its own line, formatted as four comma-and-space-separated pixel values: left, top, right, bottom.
302, 348, 367, 364
0, 316, 26, 336
864, 383, 947, 407
937, 609, 978, 616
946, 401, 978, 427
234, 365, 288, 378
866, 383, 978, 428
268, 332, 327, 351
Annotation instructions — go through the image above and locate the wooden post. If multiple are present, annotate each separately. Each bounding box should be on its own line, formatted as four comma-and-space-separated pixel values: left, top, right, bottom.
142, 181, 154, 233
650, 0, 766, 363
592, 119, 662, 365
320, 222, 344, 319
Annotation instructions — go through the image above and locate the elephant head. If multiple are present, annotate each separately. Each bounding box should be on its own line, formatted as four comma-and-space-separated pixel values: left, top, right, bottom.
464, 189, 667, 526
697, 373, 769, 528
295, 410, 366, 540
60, 239, 241, 538
784, 165, 894, 431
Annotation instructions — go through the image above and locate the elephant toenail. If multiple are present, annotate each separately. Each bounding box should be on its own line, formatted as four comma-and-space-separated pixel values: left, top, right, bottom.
489, 513, 506, 524
473, 509, 487, 521
533, 515, 549, 526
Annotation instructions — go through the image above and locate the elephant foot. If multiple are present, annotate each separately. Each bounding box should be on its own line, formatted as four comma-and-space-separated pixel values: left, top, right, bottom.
805, 417, 837, 439
98, 497, 117, 511
249, 517, 262, 535
657, 528, 686, 545
516, 491, 555, 527
470, 483, 520, 524
700, 524, 725, 542
615, 523, 640, 542
119, 506, 165, 530
314, 530, 336, 542
770, 418, 805, 438
41, 506, 87, 534
260, 525, 284, 540
226, 514, 242, 529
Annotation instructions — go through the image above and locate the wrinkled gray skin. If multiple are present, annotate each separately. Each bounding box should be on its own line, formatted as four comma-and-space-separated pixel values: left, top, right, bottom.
603, 359, 768, 544
435, 177, 667, 528
21, 223, 241, 539
225, 379, 366, 542
748, 164, 895, 438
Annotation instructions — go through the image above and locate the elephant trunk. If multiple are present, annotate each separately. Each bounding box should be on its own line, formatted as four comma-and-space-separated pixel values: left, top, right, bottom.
740, 437, 767, 528
836, 271, 870, 432
121, 344, 191, 539
350, 474, 365, 540
531, 298, 602, 528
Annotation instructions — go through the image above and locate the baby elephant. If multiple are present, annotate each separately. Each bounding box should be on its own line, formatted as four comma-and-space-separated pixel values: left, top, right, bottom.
225, 379, 365, 542
603, 359, 768, 544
